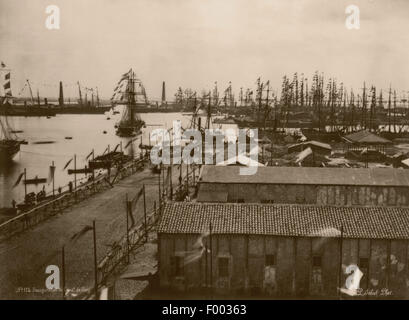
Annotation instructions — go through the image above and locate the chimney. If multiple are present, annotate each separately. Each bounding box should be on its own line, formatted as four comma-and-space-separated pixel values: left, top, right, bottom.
58, 81, 64, 106
161, 81, 166, 104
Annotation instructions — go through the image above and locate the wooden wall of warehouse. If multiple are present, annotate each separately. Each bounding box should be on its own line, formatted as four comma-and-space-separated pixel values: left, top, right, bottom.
158, 233, 409, 298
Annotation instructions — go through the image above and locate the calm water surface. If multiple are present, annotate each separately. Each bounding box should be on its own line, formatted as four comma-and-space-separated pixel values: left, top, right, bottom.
0, 110, 191, 207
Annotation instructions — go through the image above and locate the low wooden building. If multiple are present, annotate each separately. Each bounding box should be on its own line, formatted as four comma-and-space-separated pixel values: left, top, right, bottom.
197, 166, 409, 206
342, 130, 392, 154
158, 202, 409, 298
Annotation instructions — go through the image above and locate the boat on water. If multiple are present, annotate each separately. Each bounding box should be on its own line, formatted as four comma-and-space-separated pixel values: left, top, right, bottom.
112, 69, 146, 137
0, 63, 25, 162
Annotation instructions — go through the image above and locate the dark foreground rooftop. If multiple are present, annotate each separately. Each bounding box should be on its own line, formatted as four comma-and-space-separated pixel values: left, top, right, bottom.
159, 202, 409, 240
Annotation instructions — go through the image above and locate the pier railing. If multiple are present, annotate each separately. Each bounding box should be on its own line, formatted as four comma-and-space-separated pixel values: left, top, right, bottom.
93, 164, 200, 293
97, 202, 161, 285
0, 156, 148, 242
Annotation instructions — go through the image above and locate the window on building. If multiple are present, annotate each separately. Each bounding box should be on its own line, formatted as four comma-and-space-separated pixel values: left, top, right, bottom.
218, 257, 229, 277
170, 256, 184, 277
359, 257, 369, 270
312, 256, 322, 268
265, 254, 275, 266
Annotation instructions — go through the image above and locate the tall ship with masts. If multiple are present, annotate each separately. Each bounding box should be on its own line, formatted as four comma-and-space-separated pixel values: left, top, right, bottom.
0, 62, 25, 162
112, 69, 146, 137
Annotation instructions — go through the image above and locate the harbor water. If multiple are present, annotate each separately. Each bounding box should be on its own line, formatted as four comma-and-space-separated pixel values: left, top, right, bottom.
0, 110, 192, 207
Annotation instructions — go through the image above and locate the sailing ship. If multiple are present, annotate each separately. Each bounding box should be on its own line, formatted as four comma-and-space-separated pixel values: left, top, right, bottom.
112, 69, 146, 137
0, 62, 24, 162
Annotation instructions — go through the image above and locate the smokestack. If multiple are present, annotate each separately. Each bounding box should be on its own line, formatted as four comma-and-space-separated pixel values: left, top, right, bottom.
58, 81, 64, 106
44, 98, 48, 106
161, 81, 166, 104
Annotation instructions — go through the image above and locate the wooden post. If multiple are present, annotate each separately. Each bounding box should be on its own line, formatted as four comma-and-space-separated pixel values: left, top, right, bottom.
62, 246, 65, 300
179, 164, 182, 186
143, 184, 147, 242
93, 220, 98, 300
169, 165, 173, 199
338, 225, 344, 299
162, 165, 165, 198
205, 235, 208, 290
192, 165, 195, 187
158, 164, 161, 205
186, 164, 189, 195
209, 222, 212, 296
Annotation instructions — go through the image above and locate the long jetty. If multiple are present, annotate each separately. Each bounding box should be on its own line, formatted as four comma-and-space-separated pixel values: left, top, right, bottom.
0, 152, 198, 299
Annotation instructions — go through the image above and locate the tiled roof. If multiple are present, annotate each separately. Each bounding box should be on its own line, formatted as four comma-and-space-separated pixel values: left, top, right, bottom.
199, 166, 409, 186
158, 202, 409, 240
343, 130, 392, 144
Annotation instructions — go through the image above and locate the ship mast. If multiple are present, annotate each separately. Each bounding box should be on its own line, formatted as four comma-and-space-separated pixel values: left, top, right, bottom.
128, 70, 135, 125
26, 79, 35, 106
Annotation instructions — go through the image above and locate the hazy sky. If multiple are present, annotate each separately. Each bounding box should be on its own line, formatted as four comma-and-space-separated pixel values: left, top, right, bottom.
1, 0, 409, 100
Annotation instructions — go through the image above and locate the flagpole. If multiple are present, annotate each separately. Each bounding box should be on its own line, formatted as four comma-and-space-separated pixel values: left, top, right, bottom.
92, 149, 95, 189
74, 154, 77, 193
62, 246, 66, 300
143, 184, 147, 242
93, 220, 98, 300
158, 164, 161, 211
126, 194, 130, 264
52, 161, 55, 198
24, 168, 27, 200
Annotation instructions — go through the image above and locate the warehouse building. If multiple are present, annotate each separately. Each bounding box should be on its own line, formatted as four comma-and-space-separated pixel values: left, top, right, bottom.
158, 202, 409, 298
197, 166, 409, 206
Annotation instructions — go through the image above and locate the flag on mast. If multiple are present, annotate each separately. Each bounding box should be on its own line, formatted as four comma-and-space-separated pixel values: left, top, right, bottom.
48, 165, 56, 184
63, 158, 73, 171
86, 150, 94, 160
13, 172, 24, 188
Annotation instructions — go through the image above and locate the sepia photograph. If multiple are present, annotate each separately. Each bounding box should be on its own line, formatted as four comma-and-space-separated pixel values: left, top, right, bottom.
1, 0, 409, 310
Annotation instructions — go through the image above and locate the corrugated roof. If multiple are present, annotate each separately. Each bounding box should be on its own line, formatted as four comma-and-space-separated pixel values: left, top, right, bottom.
343, 130, 392, 144
158, 202, 409, 239
199, 166, 409, 186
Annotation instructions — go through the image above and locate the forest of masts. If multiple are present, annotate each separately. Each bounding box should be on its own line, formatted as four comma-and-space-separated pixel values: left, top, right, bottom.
173, 71, 409, 133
